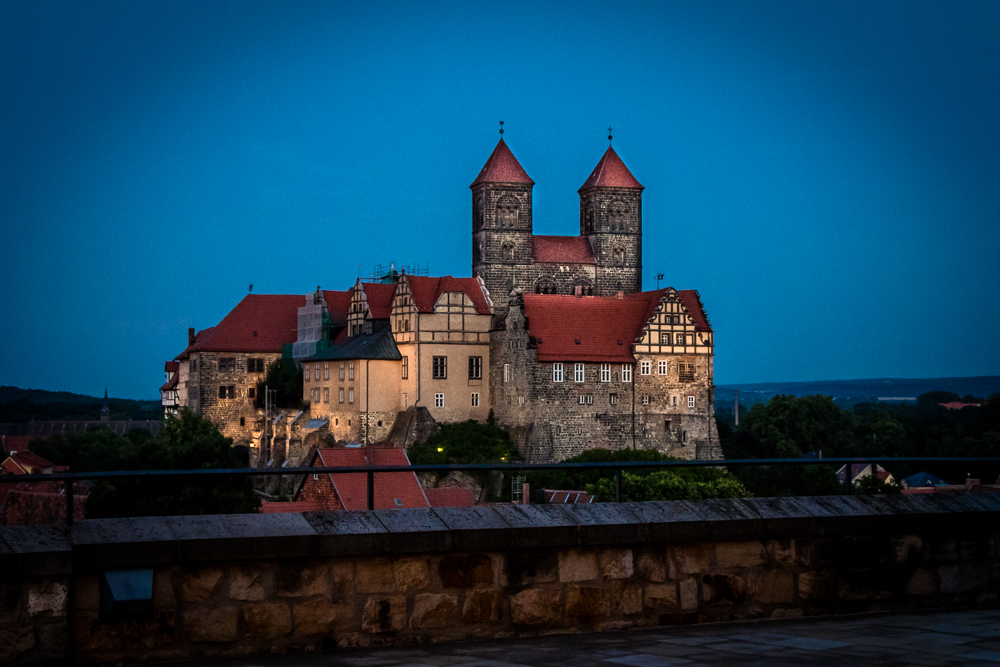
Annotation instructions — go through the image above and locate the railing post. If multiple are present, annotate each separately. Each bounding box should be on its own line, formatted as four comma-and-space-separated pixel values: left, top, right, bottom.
367, 470, 375, 511
65, 478, 74, 528
615, 468, 622, 503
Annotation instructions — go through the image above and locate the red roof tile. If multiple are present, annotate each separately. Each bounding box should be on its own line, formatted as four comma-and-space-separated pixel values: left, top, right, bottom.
470, 138, 534, 188
406, 276, 493, 315
424, 487, 476, 508
360, 283, 396, 319
3, 451, 54, 475
0, 482, 87, 526
312, 448, 429, 510
259, 499, 329, 514
578, 146, 643, 191
676, 290, 712, 332
323, 290, 353, 327
2, 436, 32, 454
160, 361, 180, 391
532, 236, 596, 265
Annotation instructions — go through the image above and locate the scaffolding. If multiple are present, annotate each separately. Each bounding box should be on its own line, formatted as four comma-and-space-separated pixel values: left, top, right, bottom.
366, 262, 429, 284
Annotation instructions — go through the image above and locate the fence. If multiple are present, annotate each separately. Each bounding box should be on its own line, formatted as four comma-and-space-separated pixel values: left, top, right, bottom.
2, 457, 999, 527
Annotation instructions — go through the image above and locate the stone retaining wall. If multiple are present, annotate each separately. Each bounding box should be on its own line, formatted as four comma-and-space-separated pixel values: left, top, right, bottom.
1, 494, 999, 663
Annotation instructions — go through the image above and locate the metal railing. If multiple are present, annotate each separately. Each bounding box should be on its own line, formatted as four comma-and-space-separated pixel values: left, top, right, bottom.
3, 456, 998, 527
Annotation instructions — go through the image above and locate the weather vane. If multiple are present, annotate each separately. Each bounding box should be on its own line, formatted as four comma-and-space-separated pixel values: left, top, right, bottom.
608, 126, 613, 143
499, 120, 504, 136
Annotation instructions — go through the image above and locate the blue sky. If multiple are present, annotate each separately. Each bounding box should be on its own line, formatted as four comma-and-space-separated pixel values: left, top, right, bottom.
1, 0, 998, 399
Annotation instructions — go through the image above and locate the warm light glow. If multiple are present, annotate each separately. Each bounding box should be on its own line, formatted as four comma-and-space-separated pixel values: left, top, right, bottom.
437, 447, 443, 452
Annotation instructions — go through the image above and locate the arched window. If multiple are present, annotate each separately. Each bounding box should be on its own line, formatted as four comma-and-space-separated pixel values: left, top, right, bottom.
609, 200, 628, 231
502, 243, 515, 262
572, 280, 594, 296
613, 247, 625, 266
496, 196, 519, 227
535, 279, 557, 294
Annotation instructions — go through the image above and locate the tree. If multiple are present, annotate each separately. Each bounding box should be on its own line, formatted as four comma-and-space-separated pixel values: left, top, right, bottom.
255, 359, 303, 409
741, 394, 857, 458
408, 420, 522, 500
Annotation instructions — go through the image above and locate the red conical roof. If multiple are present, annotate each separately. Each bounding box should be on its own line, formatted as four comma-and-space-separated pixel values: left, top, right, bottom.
578, 146, 643, 191
470, 138, 534, 188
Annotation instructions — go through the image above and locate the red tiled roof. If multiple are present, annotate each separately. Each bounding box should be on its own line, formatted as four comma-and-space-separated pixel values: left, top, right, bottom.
532, 236, 596, 265
470, 138, 534, 187
312, 448, 429, 510
160, 361, 180, 391
578, 146, 643, 191
425, 487, 476, 508
259, 499, 329, 514
323, 290, 353, 327
360, 283, 396, 319
2, 436, 32, 454
676, 290, 712, 332
0, 482, 87, 526
3, 451, 54, 475
406, 276, 493, 315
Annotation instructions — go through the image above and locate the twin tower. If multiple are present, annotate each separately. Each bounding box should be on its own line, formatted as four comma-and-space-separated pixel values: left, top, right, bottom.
470, 138, 645, 315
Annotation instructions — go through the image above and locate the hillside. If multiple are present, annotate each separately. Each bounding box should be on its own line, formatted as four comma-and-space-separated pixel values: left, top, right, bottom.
715, 376, 1000, 408
0, 386, 162, 423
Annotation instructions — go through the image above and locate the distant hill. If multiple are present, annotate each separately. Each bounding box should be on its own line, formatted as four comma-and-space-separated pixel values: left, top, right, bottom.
715, 376, 1000, 408
0, 386, 162, 423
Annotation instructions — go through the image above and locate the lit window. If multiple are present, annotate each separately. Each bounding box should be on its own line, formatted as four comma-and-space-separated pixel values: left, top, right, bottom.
468, 356, 482, 380
658, 360, 667, 375
434, 393, 444, 408
339, 388, 344, 403
574, 363, 585, 383
600, 364, 611, 382
504, 363, 510, 382
640, 361, 651, 375
433, 356, 447, 379
402, 356, 408, 379
471, 393, 479, 407
552, 363, 564, 383
323, 363, 329, 380
622, 365, 632, 383
687, 396, 695, 408
339, 363, 345, 380
349, 389, 354, 403
349, 362, 355, 380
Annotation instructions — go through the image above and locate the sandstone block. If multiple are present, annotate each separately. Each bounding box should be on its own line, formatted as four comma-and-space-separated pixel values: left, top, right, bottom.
702, 573, 746, 605
355, 559, 395, 593
243, 603, 292, 639
667, 543, 712, 577
679, 578, 698, 610
600, 548, 634, 580
0, 626, 34, 663
644, 583, 677, 610
906, 570, 936, 597
394, 557, 430, 593
510, 588, 562, 625
28, 581, 68, 617
153, 567, 177, 610
766, 539, 797, 566
410, 593, 459, 629
74, 575, 99, 611
939, 563, 992, 594
837, 570, 893, 601
439, 554, 494, 588
276, 564, 328, 598
752, 570, 794, 604
893, 535, 922, 563
506, 551, 558, 586
715, 541, 768, 569
294, 599, 341, 636
635, 548, 666, 582
463, 590, 502, 624
181, 567, 222, 602
229, 568, 266, 601
611, 581, 643, 615
565, 585, 610, 623
559, 550, 598, 583
361, 596, 406, 633
184, 607, 237, 643
75, 611, 175, 652
798, 571, 833, 601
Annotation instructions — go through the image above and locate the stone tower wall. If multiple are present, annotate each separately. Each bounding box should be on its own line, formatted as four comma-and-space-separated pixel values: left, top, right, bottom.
472, 182, 533, 314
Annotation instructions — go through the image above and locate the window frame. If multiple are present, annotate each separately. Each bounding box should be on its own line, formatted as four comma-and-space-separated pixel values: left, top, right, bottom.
468, 356, 482, 380
348, 362, 355, 380
622, 365, 632, 383
640, 360, 651, 375
339, 388, 344, 403
600, 364, 611, 383
658, 360, 668, 375
687, 395, 695, 408
552, 363, 564, 383
434, 393, 444, 408
402, 356, 408, 379
433, 356, 447, 379
471, 393, 479, 407
503, 363, 510, 383
349, 388, 355, 404
574, 363, 585, 383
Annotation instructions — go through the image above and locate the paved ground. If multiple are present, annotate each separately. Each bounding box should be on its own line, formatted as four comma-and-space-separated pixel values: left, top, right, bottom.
176, 607, 1000, 667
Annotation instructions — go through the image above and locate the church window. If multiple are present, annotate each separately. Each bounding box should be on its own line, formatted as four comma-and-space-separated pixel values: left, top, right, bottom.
600, 364, 611, 383
658, 360, 667, 375
471, 393, 479, 407
552, 364, 564, 383
640, 361, 651, 375
688, 396, 695, 408
402, 356, 408, 379
469, 356, 482, 379
613, 247, 625, 266
497, 196, 519, 227
622, 365, 632, 383
433, 356, 447, 379
574, 363, 585, 383
536, 279, 556, 294
609, 201, 628, 230
435, 393, 444, 408
349, 362, 355, 380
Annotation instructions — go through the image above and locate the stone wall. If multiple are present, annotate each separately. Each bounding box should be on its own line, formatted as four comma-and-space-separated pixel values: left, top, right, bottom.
2, 495, 998, 663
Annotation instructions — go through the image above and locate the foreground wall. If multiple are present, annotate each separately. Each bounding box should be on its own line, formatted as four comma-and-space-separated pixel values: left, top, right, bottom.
2, 494, 999, 663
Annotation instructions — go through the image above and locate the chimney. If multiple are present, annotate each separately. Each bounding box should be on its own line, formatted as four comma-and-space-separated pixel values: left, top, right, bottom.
188, 327, 196, 346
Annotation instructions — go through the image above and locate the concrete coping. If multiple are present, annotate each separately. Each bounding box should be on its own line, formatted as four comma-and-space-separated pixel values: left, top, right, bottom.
1, 494, 996, 575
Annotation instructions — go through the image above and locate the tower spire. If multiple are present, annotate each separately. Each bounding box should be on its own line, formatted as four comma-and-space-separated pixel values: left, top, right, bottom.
499, 120, 504, 136
608, 126, 613, 143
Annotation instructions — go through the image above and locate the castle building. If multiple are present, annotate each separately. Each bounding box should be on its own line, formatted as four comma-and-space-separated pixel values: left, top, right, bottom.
161, 136, 720, 464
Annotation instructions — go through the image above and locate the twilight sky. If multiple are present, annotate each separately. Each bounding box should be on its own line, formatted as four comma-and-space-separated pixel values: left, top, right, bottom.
1, 0, 998, 400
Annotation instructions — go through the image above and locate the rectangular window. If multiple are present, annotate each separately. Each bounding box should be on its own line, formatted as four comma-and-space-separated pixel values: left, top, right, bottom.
402, 356, 408, 379
610, 393, 619, 405
339, 363, 345, 380
348, 362, 355, 380
323, 363, 329, 380
574, 363, 585, 383
323, 387, 329, 403
642, 395, 650, 405
660, 332, 670, 345
640, 360, 651, 375
679, 363, 695, 383
434, 393, 444, 408
503, 363, 510, 383
622, 365, 632, 382
433, 356, 447, 379
676, 333, 685, 345
218, 385, 226, 399
349, 389, 355, 404
248, 387, 255, 399
600, 364, 611, 382
552, 363, 564, 383
190, 358, 197, 373
471, 393, 479, 407
688, 395, 695, 408
218, 357, 235, 372
339, 388, 344, 403
468, 356, 482, 380
658, 360, 668, 375
586, 394, 593, 405
578, 395, 586, 405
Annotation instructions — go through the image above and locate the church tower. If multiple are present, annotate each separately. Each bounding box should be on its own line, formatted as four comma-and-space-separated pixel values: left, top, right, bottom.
471, 137, 534, 314
579, 145, 644, 295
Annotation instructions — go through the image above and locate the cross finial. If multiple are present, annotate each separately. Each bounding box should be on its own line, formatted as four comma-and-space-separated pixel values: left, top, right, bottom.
499, 120, 504, 136
608, 126, 613, 143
